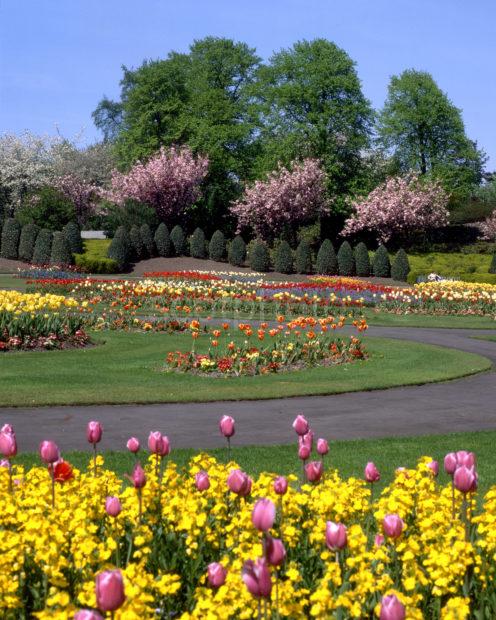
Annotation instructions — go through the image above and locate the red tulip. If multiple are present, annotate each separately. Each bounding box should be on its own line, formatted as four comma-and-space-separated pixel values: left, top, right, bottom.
292, 414, 309, 436
130, 463, 146, 489
207, 562, 226, 588
242, 558, 272, 598
317, 438, 329, 456
383, 514, 404, 539
380, 594, 406, 620
105, 496, 122, 517
305, 460, 323, 483
195, 471, 210, 491
53, 460, 74, 482
252, 498, 276, 532
227, 469, 252, 496
74, 611, 104, 620
95, 569, 126, 612
0, 431, 17, 458
444, 452, 457, 475
86, 421, 103, 444
126, 437, 140, 453
325, 521, 347, 551
39, 440, 60, 464
454, 465, 477, 493
219, 415, 235, 438
427, 460, 439, 476
364, 461, 380, 483
273, 476, 288, 495
265, 536, 286, 566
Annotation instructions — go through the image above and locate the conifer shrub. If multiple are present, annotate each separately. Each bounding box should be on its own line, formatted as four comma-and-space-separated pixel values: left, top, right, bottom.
18, 223, 40, 262
337, 241, 355, 276
129, 225, 145, 260
295, 240, 313, 274
108, 226, 131, 270
62, 221, 83, 254
0, 218, 21, 260
315, 239, 338, 275
170, 225, 186, 256
391, 248, 410, 281
32, 229, 53, 264
373, 244, 391, 278
354, 242, 371, 277
154, 223, 171, 257
209, 230, 226, 262
489, 252, 496, 275
274, 240, 294, 274
228, 235, 246, 267
190, 227, 206, 259
50, 231, 73, 265
249, 240, 271, 272
140, 224, 155, 257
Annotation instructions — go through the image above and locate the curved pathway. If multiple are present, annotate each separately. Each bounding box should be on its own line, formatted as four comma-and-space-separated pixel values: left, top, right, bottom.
1, 326, 495, 452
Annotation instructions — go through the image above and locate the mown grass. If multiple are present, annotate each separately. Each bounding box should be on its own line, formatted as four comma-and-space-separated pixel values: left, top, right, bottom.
81, 238, 111, 259
363, 308, 496, 329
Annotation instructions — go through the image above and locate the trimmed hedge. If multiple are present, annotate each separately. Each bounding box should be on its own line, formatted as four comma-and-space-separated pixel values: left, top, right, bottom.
249, 240, 271, 272
50, 232, 73, 265
108, 226, 131, 270
489, 253, 496, 275
391, 249, 410, 282
316, 239, 338, 275
140, 224, 155, 257
337, 241, 355, 276
274, 240, 294, 274
373, 245, 391, 278
129, 225, 145, 260
170, 225, 186, 256
354, 242, 370, 277
63, 221, 83, 254
209, 230, 226, 262
75, 254, 119, 274
154, 223, 171, 257
18, 223, 40, 262
228, 235, 246, 267
0, 218, 21, 260
295, 240, 313, 274
32, 229, 53, 265
190, 228, 206, 259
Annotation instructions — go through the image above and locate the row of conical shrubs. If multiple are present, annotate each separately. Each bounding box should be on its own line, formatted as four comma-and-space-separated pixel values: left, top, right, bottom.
0, 218, 82, 265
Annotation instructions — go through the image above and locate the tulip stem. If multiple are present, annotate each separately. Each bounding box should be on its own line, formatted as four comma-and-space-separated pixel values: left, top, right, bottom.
8, 460, 12, 494
335, 551, 339, 565
51, 466, 55, 509
93, 443, 97, 477
275, 570, 280, 619
138, 488, 142, 523
227, 436, 231, 462
451, 478, 455, 520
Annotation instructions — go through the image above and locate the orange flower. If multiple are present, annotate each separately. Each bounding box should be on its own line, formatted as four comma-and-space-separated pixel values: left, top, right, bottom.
222, 323, 229, 330
227, 341, 236, 350
191, 332, 200, 339
211, 339, 219, 347
212, 329, 221, 338
307, 331, 316, 340
190, 320, 200, 330
53, 460, 74, 483
276, 315, 285, 323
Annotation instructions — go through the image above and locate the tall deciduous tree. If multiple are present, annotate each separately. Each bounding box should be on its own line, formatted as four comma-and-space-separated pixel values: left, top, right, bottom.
378, 70, 485, 199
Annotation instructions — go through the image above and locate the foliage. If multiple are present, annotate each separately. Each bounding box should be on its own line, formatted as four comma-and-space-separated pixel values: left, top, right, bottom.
140, 223, 155, 257
107, 226, 131, 270
315, 240, 338, 275
480, 210, 496, 242
354, 242, 370, 277
407, 252, 493, 281
295, 240, 313, 274
391, 249, 410, 281
51, 174, 98, 226
337, 241, 355, 276
17, 186, 76, 231
373, 245, 391, 278
190, 227, 207, 259
32, 229, 53, 265
170, 225, 187, 256
249, 240, 271, 272
343, 175, 450, 243
231, 159, 328, 240
50, 231, 73, 265
154, 223, 171, 257
0, 218, 21, 260
63, 221, 83, 254
274, 240, 294, 274
129, 225, 145, 260
228, 235, 246, 267
74, 254, 119, 274
488, 253, 496, 275
18, 223, 40, 262
103, 199, 159, 238
208, 230, 226, 262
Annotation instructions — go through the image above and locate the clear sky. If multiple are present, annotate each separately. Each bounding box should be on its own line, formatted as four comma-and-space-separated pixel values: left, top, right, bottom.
1, 0, 495, 168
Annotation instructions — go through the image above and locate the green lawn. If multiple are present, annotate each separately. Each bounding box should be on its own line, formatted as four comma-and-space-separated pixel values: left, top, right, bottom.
0, 331, 490, 406
81, 238, 111, 258
363, 308, 496, 329
14, 430, 496, 496
0, 274, 27, 291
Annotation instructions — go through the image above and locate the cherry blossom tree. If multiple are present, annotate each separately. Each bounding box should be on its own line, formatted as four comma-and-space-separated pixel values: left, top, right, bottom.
342, 175, 450, 243
52, 174, 99, 225
104, 146, 209, 221
230, 158, 328, 240
480, 210, 496, 241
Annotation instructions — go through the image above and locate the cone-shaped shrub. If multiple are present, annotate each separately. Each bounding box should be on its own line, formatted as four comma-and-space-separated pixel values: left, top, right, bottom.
0, 218, 21, 259
274, 240, 294, 274
170, 225, 186, 256
50, 231, 73, 265
108, 226, 131, 270
489, 252, 496, 275
373, 244, 391, 278
140, 224, 155, 257
295, 240, 313, 274
391, 248, 410, 281
315, 239, 338, 275
249, 240, 271, 272
209, 230, 226, 262
354, 242, 370, 277
228, 235, 246, 266
337, 241, 355, 276
18, 223, 40, 262
129, 225, 145, 260
154, 223, 171, 257
190, 227, 206, 259
32, 229, 53, 264
62, 221, 83, 254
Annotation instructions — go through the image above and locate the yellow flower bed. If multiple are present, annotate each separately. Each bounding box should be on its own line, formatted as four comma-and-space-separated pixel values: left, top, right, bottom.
0, 290, 78, 314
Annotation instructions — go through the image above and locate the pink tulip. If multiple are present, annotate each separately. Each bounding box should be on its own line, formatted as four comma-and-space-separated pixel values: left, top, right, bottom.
1, 424, 14, 434
74, 611, 104, 620
242, 558, 272, 598
427, 460, 439, 476
317, 438, 329, 456
227, 469, 252, 496
219, 415, 235, 438
39, 440, 60, 464
383, 514, 404, 539
456, 450, 475, 468
299, 430, 314, 450
159, 435, 170, 457
105, 496, 122, 517
148, 431, 164, 454
0, 431, 17, 458
273, 476, 288, 495
444, 452, 457, 475
379, 594, 406, 620
292, 414, 309, 436
0, 459, 9, 468
95, 569, 126, 612
305, 460, 323, 483
365, 461, 380, 483
86, 421, 103, 444
265, 536, 286, 566
195, 471, 210, 491
130, 464, 146, 489
325, 521, 347, 551
207, 562, 226, 588
454, 465, 477, 493
375, 534, 385, 547
298, 443, 311, 461
126, 437, 140, 453
252, 498, 276, 531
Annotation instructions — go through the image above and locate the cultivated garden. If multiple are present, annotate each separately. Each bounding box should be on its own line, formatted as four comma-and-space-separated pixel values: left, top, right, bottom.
1, 35, 496, 619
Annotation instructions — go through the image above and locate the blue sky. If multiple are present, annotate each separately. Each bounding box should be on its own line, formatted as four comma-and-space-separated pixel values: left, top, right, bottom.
1, 0, 495, 168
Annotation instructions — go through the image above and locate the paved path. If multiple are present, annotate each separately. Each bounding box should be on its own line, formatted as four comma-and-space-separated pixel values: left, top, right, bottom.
1, 326, 495, 452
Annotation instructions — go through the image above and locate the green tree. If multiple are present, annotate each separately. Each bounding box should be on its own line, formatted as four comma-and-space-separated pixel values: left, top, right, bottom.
378, 70, 485, 199
354, 242, 370, 277
295, 240, 313, 274
274, 240, 294, 274
316, 239, 338, 275
372, 245, 391, 278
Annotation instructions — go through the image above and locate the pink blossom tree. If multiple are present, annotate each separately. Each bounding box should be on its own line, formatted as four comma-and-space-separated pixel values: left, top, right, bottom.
230, 159, 329, 240
104, 146, 209, 221
342, 175, 450, 243
479, 210, 496, 241
52, 174, 98, 225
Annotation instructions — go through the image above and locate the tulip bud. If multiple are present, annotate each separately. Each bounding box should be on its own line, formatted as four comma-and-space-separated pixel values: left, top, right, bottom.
374, 534, 385, 547
252, 498, 276, 532
219, 415, 235, 438
0, 431, 17, 458
265, 536, 286, 566
364, 461, 380, 483
444, 452, 457, 475
273, 476, 288, 495
148, 431, 164, 454
427, 460, 439, 476
305, 460, 323, 483
207, 562, 226, 588
227, 469, 251, 496
39, 440, 60, 464
74, 611, 104, 620
130, 463, 146, 489
105, 496, 122, 517
242, 559, 272, 599
454, 465, 477, 493
126, 437, 140, 453
95, 569, 126, 612
316, 438, 329, 456
159, 435, 170, 456
456, 450, 475, 468
298, 444, 311, 461
195, 471, 210, 491
383, 514, 404, 539
86, 421, 103, 444
325, 521, 347, 551
292, 414, 309, 436
1, 424, 14, 434
379, 594, 406, 620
